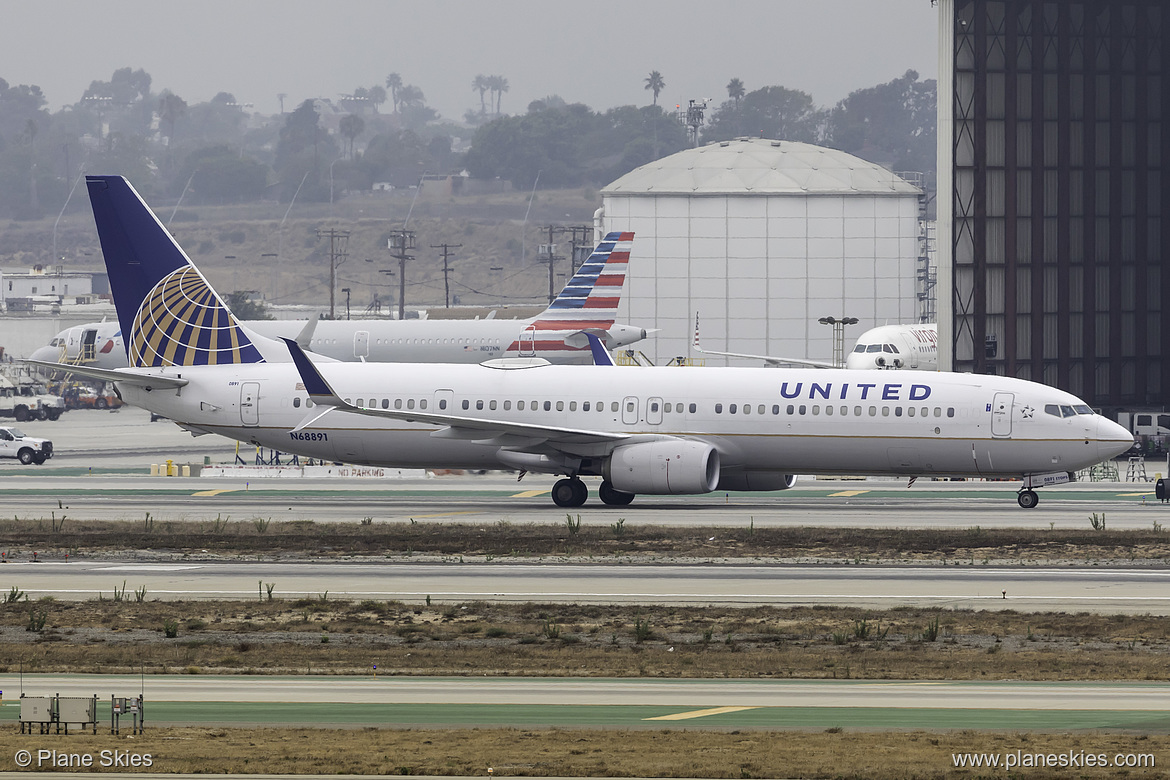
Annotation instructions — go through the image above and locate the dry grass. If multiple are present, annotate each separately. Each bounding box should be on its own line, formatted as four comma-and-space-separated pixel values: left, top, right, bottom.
2, 518, 1169, 563
2, 600, 1167, 681
0, 727, 1165, 777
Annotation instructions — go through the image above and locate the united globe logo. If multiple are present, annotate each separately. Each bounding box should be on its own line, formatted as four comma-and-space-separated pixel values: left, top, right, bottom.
129, 267, 263, 367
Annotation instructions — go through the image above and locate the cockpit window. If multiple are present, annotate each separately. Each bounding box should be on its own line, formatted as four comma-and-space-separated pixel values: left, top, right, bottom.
866, 344, 882, 353
888, 344, 900, 353
1060, 405, 1075, 417
852, 344, 866, 353
1073, 405, 1094, 415
1044, 404, 1061, 417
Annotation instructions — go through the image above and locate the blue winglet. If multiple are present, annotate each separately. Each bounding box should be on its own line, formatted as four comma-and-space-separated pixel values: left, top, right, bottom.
281, 337, 338, 399
584, 332, 615, 366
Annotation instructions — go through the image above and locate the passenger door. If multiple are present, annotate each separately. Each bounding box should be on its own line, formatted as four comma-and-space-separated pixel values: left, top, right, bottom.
240, 382, 260, 427
354, 331, 369, 359
646, 396, 663, 425
991, 392, 1013, 437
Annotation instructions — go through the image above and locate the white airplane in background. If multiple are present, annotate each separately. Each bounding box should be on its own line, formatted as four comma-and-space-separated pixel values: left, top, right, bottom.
29, 176, 1132, 510
693, 314, 939, 370
29, 235, 648, 371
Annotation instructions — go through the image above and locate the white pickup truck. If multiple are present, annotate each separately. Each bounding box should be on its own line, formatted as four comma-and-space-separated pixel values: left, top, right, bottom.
0, 426, 53, 464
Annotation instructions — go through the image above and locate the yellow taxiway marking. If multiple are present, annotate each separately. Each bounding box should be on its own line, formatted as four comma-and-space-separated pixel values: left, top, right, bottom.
192, 489, 236, 497
644, 706, 760, 721
513, 489, 550, 498
829, 490, 870, 497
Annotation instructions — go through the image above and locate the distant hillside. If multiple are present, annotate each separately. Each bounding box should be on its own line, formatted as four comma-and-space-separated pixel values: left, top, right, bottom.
0, 187, 603, 315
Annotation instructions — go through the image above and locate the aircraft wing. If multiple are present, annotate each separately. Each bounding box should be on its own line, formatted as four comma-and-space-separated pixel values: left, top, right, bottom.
21, 359, 189, 389
282, 338, 630, 451
692, 313, 837, 369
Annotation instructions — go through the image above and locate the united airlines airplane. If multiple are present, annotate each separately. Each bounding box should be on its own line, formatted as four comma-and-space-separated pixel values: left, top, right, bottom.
29, 238, 647, 369
29, 177, 1133, 509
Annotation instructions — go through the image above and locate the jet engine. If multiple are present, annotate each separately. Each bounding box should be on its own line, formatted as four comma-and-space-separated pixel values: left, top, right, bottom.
716, 471, 797, 491
605, 439, 720, 495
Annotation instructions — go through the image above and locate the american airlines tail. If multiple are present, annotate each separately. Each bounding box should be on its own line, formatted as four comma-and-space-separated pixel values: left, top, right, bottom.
86, 175, 275, 367
509, 232, 634, 356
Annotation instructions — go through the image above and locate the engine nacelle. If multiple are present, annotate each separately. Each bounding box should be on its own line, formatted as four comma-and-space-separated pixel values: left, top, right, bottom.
605, 439, 720, 495
716, 471, 797, 491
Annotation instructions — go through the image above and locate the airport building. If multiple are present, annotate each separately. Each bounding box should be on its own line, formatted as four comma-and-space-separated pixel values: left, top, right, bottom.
937, 0, 1168, 411
598, 138, 924, 366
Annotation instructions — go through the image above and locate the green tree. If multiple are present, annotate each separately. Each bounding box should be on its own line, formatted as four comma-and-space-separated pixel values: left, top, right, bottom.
158, 91, 187, 147
702, 85, 825, 144
825, 69, 937, 178
384, 72, 403, 113
367, 85, 387, 114
644, 70, 665, 106
274, 100, 338, 202
339, 113, 365, 159
472, 74, 489, 117
225, 291, 273, 320
175, 144, 268, 203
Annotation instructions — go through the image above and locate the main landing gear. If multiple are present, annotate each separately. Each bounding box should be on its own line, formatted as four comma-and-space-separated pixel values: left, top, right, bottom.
550, 478, 636, 508
1017, 489, 1039, 509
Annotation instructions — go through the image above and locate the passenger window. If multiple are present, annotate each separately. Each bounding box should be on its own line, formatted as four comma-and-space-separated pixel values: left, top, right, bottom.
855, 406, 863, 416
356, 398, 365, 407
799, 405, 806, 415
920, 407, 928, 417
934, 407, 941, 417
569, 401, 576, 411
758, 404, 765, 415
476, 400, 484, 410
439, 399, 447, 410
420, 399, 427, 410
625, 401, 633, 412
663, 402, 671, 413
504, 400, 511, 410
306, 398, 314, 408
840, 405, 848, 416
743, 404, 750, 415
882, 406, 889, 416
490, 400, 497, 410
407, 399, 415, 410
293, 397, 301, 408
650, 402, 659, 413
689, 403, 696, 413
825, 405, 833, 416
947, 407, 955, 417
583, 401, 590, 411
556, 401, 564, 412
729, 404, 737, 414
908, 407, 915, 417
544, 401, 552, 411
518, 400, 525, 410
460, 400, 468, 410
895, 407, 903, 417
611, 402, 619, 412
787, 404, 795, 414
715, 404, 723, 414
382, 399, 389, 409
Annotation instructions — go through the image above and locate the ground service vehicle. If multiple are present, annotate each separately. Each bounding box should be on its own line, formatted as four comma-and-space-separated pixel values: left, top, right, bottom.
0, 426, 53, 464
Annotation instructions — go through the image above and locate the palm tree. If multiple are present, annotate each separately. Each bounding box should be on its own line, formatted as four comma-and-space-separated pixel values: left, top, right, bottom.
727, 77, 745, 108
644, 70, 665, 106
384, 73, 403, 113
339, 113, 365, 159
367, 85, 387, 114
277, 93, 287, 114
158, 91, 187, 146
472, 74, 489, 117
487, 75, 509, 116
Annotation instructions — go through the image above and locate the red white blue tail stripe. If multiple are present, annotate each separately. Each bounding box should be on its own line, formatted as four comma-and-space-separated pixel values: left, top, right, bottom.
507, 232, 633, 357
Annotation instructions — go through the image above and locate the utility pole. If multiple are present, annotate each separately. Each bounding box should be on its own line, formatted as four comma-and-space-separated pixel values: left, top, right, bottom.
387, 229, 416, 320
430, 242, 462, 308
564, 226, 593, 273
316, 228, 350, 319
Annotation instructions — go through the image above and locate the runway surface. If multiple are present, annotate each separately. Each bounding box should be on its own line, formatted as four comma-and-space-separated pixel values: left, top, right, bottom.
3, 558, 1167, 613
4, 407, 1168, 528
0, 675, 1166, 730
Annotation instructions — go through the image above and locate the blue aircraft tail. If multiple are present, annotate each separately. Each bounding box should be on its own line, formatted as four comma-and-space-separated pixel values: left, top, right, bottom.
86, 175, 265, 367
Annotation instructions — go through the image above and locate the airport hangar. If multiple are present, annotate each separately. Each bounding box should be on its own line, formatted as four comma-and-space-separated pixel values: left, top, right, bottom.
937, 0, 1169, 415
596, 137, 928, 367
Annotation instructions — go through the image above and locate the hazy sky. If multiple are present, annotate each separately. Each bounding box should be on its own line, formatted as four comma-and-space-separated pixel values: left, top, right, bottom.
3, 1, 938, 121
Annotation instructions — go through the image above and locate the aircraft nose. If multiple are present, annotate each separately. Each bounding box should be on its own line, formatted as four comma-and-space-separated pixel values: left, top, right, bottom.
29, 346, 57, 364
1096, 416, 1134, 461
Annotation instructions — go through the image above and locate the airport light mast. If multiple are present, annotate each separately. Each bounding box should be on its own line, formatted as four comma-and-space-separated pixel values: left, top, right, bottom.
818, 315, 859, 368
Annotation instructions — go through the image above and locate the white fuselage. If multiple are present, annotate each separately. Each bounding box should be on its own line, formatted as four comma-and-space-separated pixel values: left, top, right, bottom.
32, 319, 647, 371
845, 324, 939, 370
117, 363, 1130, 480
